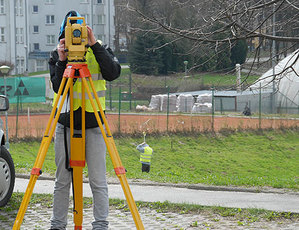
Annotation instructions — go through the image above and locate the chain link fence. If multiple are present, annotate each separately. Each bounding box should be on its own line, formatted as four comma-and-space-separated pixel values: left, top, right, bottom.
103, 73, 299, 135
2, 72, 299, 138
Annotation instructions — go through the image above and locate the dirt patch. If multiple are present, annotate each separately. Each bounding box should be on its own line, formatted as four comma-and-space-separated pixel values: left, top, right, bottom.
3, 113, 299, 138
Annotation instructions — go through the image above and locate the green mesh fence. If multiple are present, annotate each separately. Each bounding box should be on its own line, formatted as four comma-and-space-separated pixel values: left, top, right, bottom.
0, 76, 46, 103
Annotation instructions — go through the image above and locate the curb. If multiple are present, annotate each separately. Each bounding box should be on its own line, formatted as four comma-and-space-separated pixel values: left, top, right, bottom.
16, 173, 299, 196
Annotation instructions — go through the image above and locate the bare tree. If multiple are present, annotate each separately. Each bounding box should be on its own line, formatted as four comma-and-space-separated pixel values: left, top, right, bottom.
126, 0, 299, 79
128, 0, 299, 42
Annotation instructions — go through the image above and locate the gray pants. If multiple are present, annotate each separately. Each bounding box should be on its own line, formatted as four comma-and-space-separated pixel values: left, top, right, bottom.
50, 123, 109, 230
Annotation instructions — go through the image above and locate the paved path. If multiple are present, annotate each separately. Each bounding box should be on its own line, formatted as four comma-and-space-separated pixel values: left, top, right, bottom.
5, 177, 299, 229
14, 178, 299, 213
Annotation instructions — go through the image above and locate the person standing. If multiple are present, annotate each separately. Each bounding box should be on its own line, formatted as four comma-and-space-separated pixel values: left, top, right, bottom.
137, 142, 153, 173
48, 11, 120, 230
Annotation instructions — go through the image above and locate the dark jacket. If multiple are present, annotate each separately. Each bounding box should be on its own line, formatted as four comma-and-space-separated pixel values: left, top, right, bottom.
48, 42, 121, 129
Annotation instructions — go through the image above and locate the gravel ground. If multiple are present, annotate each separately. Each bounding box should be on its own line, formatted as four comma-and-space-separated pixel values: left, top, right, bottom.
1, 204, 298, 230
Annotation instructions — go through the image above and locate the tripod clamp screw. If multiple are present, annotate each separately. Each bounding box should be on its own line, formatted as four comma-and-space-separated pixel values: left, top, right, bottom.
114, 167, 126, 175
31, 168, 42, 176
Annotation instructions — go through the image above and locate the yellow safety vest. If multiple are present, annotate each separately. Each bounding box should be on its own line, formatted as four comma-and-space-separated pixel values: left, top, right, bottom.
53, 47, 106, 112
140, 146, 153, 164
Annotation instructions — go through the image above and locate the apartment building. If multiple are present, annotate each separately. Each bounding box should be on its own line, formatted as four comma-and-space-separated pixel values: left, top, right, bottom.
0, 0, 115, 74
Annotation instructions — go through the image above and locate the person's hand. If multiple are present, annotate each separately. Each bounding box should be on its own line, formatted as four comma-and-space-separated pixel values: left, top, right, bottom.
87, 26, 96, 46
57, 38, 68, 61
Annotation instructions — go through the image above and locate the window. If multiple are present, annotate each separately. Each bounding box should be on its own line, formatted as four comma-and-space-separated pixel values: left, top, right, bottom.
33, 25, 39, 33
20, 28, 23, 43
46, 15, 55, 25
0, 0, 5, 14
33, 43, 40, 51
20, 0, 23, 15
16, 57, 25, 74
0, 27, 5, 42
33, 5, 38, 13
46, 35, 55, 45
36, 60, 45, 72
16, 28, 24, 43
97, 15, 105, 24
97, 0, 103, 3
16, 28, 19, 42
16, 0, 23, 16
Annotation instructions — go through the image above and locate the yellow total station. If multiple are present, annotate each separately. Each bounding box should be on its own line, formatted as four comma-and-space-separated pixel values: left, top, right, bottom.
64, 16, 88, 62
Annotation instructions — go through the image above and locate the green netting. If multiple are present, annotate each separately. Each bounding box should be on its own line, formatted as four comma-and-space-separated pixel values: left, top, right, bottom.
0, 76, 46, 103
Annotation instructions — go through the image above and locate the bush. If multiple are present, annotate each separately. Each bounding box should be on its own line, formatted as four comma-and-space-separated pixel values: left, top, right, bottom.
230, 39, 248, 66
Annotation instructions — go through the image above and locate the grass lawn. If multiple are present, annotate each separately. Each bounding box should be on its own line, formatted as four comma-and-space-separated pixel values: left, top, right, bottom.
10, 130, 299, 190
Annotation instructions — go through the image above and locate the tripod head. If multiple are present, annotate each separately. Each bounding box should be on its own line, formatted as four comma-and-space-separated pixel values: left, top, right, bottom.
64, 17, 88, 62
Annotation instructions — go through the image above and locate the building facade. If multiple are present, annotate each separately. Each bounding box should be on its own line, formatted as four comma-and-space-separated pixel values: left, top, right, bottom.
0, 0, 115, 74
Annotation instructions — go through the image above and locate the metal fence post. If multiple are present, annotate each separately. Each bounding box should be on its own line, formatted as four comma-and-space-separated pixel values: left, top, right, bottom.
220, 98, 223, 115
212, 87, 215, 132
167, 86, 170, 133
4, 73, 9, 148
16, 94, 19, 138
129, 73, 132, 111
109, 81, 112, 110
118, 86, 121, 133
185, 97, 187, 112
272, 3, 276, 115
259, 83, 262, 129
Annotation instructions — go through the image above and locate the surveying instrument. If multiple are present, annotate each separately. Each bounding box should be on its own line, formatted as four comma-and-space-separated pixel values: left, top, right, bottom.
13, 17, 144, 230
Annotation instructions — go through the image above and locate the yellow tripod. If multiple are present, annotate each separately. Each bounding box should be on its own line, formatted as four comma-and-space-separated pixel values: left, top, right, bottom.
13, 63, 144, 229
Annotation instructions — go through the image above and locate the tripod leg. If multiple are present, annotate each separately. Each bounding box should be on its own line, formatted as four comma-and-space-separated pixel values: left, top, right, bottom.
71, 142, 84, 230
81, 77, 144, 230
69, 76, 86, 230
13, 78, 73, 230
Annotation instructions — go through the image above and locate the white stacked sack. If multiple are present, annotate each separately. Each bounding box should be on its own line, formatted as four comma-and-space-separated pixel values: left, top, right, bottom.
192, 93, 213, 113
192, 103, 212, 113
161, 94, 177, 112
177, 94, 194, 112
148, 95, 162, 111
196, 94, 212, 104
